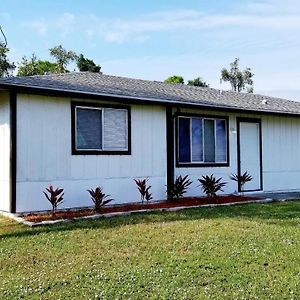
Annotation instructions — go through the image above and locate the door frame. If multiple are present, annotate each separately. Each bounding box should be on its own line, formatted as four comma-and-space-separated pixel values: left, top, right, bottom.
236, 117, 263, 192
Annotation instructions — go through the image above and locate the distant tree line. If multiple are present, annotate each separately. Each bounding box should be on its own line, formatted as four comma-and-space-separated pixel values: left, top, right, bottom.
0, 26, 102, 77
0, 25, 254, 93
164, 58, 254, 93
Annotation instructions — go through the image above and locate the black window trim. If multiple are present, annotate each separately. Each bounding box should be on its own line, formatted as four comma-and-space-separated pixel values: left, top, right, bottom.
71, 101, 131, 155
175, 112, 230, 168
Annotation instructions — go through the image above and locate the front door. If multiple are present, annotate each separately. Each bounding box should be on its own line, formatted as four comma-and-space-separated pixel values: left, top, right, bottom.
237, 118, 262, 192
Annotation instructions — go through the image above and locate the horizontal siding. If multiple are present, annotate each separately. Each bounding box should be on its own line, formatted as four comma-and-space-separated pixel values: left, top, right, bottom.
16, 94, 167, 212
0, 92, 10, 212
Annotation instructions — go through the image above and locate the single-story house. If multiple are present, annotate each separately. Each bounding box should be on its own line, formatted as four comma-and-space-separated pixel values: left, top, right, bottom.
1, 72, 300, 213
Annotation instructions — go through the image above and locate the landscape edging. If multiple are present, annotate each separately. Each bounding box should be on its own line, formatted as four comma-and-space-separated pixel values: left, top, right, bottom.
0, 198, 280, 227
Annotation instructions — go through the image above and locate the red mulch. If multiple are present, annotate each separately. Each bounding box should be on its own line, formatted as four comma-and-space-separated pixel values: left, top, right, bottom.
23, 195, 263, 223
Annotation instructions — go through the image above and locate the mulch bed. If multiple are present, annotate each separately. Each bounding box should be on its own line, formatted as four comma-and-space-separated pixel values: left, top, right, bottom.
23, 195, 263, 223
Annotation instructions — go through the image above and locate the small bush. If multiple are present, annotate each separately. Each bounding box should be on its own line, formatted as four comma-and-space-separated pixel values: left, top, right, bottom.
43, 185, 64, 217
198, 175, 226, 198
167, 175, 192, 199
134, 179, 153, 204
230, 171, 253, 195
87, 187, 113, 213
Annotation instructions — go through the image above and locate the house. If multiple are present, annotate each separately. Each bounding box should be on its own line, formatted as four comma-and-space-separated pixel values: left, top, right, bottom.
1, 72, 300, 213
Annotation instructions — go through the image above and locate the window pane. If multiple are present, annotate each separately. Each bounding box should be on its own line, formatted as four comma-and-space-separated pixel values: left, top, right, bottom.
178, 118, 191, 162
216, 119, 227, 162
103, 108, 128, 150
204, 119, 215, 162
192, 118, 203, 162
76, 108, 102, 150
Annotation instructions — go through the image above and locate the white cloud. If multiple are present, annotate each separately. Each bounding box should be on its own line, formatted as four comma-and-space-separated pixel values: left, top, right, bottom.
244, 0, 300, 14
23, 19, 48, 36
94, 10, 300, 43
19, 5, 300, 43
57, 13, 76, 37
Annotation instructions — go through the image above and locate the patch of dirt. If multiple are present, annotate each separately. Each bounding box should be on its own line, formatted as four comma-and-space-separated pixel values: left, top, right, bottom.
23, 195, 263, 223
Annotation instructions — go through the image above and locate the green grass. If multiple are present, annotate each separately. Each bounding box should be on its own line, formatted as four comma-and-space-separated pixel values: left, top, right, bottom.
0, 201, 300, 299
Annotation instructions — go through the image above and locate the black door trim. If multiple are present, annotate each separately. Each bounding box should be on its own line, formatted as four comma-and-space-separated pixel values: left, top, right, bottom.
166, 107, 175, 198
237, 117, 263, 193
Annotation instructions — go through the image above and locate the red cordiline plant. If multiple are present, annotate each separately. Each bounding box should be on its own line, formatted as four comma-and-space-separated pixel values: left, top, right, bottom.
87, 187, 113, 213
134, 179, 153, 204
43, 185, 64, 217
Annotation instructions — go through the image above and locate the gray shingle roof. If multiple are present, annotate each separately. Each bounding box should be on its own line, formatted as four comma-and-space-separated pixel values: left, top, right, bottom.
1, 72, 300, 115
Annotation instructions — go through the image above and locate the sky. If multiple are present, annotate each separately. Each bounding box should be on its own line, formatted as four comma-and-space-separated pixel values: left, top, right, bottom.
1, 0, 300, 100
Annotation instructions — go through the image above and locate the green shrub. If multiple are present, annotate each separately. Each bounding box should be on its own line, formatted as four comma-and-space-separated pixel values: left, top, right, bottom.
167, 175, 192, 199
230, 171, 253, 195
198, 175, 226, 198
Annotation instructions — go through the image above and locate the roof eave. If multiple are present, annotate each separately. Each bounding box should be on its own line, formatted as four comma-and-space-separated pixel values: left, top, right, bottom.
1, 82, 300, 117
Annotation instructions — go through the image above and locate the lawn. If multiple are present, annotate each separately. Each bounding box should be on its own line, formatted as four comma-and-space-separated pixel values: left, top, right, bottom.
0, 201, 300, 299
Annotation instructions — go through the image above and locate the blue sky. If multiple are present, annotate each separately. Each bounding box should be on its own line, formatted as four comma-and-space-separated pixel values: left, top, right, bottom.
1, 0, 300, 99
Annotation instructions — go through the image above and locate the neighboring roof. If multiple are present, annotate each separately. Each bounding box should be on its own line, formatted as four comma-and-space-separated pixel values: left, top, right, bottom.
1, 72, 300, 115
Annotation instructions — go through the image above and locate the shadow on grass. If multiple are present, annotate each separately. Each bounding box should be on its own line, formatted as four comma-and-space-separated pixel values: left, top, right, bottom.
1, 201, 300, 240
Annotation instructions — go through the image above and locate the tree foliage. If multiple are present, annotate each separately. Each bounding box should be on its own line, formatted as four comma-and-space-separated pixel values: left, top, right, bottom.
76, 54, 101, 73
187, 77, 209, 87
164, 75, 184, 84
17, 54, 60, 76
49, 45, 77, 73
220, 58, 254, 93
0, 26, 15, 77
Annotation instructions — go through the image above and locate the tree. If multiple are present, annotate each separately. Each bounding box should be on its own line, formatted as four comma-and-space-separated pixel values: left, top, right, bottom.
0, 26, 15, 77
17, 54, 60, 76
76, 54, 101, 73
187, 77, 209, 87
220, 58, 254, 93
164, 75, 184, 84
49, 45, 77, 73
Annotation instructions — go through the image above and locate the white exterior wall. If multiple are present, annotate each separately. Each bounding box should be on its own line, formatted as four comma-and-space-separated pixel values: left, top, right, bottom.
16, 94, 167, 212
15, 94, 300, 212
0, 92, 10, 212
174, 108, 300, 196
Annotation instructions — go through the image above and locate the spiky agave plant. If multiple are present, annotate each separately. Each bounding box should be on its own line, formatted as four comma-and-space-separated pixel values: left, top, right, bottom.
43, 185, 64, 217
198, 175, 226, 198
87, 187, 113, 213
230, 171, 253, 195
134, 178, 153, 204
167, 175, 192, 200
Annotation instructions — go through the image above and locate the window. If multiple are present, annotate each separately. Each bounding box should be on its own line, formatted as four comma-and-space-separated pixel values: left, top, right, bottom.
177, 115, 228, 166
72, 103, 130, 155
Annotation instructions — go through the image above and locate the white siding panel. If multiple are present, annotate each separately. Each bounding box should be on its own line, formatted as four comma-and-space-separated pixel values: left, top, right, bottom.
16, 94, 300, 212
0, 92, 10, 212
175, 108, 300, 196
16, 95, 167, 212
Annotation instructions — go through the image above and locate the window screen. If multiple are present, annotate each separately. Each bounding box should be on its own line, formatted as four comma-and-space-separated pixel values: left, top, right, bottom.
75, 105, 129, 153
104, 108, 128, 150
